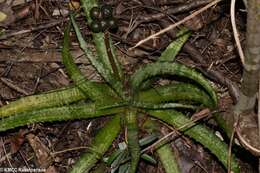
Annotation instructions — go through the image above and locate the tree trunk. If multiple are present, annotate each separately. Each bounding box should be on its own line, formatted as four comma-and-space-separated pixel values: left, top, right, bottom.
234, 0, 260, 114
234, 0, 260, 156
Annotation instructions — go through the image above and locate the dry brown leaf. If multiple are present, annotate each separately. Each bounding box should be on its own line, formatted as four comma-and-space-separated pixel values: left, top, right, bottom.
26, 133, 53, 168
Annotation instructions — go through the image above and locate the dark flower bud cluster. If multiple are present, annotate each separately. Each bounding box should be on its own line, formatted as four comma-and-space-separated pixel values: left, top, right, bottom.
89, 5, 118, 33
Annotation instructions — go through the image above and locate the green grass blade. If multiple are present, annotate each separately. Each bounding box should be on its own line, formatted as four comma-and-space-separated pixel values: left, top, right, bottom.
130, 62, 217, 106
126, 108, 140, 173
148, 110, 240, 173
0, 103, 124, 132
70, 115, 121, 173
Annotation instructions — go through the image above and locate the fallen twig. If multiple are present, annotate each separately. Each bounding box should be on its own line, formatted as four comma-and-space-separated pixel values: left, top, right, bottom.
230, 0, 245, 65
0, 18, 68, 40
142, 108, 211, 153
0, 77, 30, 95
130, 0, 222, 49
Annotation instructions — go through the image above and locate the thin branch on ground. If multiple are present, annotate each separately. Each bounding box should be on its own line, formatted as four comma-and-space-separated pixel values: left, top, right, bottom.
0, 152, 11, 162
18, 151, 31, 172
130, 0, 222, 50
119, 0, 214, 25
0, 77, 30, 95
51, 146, 89, 156
142, 108, 211, 153
0, 18, 68, 40
230, 0, 245, 65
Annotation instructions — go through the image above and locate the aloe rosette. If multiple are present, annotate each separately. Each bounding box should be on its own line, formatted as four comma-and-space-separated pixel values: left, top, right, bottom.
0, 0, 240, 172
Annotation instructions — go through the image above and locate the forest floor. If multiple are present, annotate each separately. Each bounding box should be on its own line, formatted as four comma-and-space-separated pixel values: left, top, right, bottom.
0, 0, 257, 172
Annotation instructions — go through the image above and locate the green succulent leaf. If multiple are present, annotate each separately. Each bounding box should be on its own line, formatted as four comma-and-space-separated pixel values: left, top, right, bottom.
126, 108, 140, 173
0, 103, 124, 132
118, 163, 129, 173
0, 80, 213, 119
0, 85, 85, 118
140, 27, 191, 89
70, 16, 123, 95
104, 149, 123, 165
143, 118, 181, 173
138, 83, 215, 108
111, 150, 128, 172
139, 134, 159, 147
131, 62, 217, 106
148, 110, 240, 173
140, 153, 157, 165
133, 102, 197, 110
62, 23, 111, 102
70, 115, 121, 173
159, 27, 191, 62
156, 144, 181, 173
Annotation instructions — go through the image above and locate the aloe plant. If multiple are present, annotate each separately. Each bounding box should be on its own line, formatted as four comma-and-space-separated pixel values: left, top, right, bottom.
143, 119, 181, 173
0, 0, 240, 172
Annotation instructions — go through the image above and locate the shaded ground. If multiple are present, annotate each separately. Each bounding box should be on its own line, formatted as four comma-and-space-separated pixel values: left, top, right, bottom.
0, 0, 257, 172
